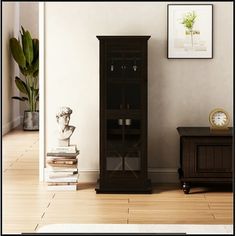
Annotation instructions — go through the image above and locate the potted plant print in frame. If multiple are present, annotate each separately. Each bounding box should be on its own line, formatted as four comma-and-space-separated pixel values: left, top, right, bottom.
167, 4, 213, 59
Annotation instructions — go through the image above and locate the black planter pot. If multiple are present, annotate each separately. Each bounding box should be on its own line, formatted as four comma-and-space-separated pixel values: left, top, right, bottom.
23, 111, 39, 131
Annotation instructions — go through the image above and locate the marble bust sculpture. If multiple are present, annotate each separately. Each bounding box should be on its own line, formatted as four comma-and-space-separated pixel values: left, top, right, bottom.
56, 106, 75, 146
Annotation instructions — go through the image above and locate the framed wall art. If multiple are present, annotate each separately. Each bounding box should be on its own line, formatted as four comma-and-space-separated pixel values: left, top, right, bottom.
167, 4, 213, 59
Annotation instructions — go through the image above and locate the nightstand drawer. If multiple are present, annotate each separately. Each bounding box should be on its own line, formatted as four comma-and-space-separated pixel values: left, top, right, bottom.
196, 145, 232, 173
182, 137, 232, 178
177, 127, 233, 194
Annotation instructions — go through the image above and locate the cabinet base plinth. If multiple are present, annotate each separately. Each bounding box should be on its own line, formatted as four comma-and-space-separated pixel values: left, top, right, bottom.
95, 179, 152, 194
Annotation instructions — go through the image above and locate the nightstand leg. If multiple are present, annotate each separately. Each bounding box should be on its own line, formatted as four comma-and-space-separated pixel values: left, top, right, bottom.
183, 182, 190, 194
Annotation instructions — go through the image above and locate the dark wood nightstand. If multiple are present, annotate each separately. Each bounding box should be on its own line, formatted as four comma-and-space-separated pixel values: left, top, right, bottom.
177, 127, 233, 194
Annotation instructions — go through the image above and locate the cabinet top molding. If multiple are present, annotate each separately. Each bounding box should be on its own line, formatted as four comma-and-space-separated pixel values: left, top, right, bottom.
177, 127, 233, 137
96, 36, 151, 40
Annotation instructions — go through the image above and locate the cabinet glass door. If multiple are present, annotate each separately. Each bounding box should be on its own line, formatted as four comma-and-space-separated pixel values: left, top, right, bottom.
107, 84, 123, 110
107, 51, 124, 81
124, 84, 141, 110
124, 118, 141, 174
106, 117, 141, 179
123, 51, 142, 80
105, 44, 143, 181
106, 118, 123, 173
107, 83, 141, 111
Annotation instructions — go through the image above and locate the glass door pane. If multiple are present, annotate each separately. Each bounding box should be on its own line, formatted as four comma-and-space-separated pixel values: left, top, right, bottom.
125, 84, 141, 110
107, 84, 123, 110
125, 155, 140, 171
124, 119, 141, 174
107, 52, 124, 81
106, 119, 123, 150
106, 119, 123, 172
123, 51, 142, 80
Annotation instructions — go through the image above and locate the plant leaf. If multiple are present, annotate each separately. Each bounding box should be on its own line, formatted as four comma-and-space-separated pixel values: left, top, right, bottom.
32, 39, 39, 61
21, 26, 26, 34
22, 30, 34, 65
20, 26, 25, 46
12, 96, 28, 101
33, 88, 39, 97
32, 58, 39, 73
19, 66, 28, 76
33, 70, 39, 77
15, 76, 29, 95
10, 38, 26, 68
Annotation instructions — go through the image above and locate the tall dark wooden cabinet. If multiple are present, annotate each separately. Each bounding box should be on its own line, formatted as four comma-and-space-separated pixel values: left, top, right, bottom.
95, 36, 151, 193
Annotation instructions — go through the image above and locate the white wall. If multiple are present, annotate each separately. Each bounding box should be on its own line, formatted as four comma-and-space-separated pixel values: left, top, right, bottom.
44, 2, 233, 182
2, 2, 21, 135
19, 2, 39, 114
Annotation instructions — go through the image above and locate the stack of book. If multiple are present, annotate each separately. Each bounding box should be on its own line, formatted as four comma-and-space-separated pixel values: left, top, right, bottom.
45, 145, 79, 190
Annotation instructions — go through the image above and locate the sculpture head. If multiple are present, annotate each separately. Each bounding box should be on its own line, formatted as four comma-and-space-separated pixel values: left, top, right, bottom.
56, 107, 73, 130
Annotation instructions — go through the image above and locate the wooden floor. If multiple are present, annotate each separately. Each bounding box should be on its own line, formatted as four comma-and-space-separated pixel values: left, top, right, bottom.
2, 129, 233, 233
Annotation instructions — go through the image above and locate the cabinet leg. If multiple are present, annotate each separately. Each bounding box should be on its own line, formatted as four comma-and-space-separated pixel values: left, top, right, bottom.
182, 182, 190, 194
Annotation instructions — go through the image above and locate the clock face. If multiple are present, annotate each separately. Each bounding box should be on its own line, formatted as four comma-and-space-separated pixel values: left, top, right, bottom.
211, 112, 227, 126
209, 109, 230, 128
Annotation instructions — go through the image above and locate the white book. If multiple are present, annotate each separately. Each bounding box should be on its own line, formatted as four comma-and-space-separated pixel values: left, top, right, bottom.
47, 185, 78, 191
46, 174, 79, 183
49, 145, 77, 154
47, 171, 78, 178
45, 169, 78, 174
45, 167, 78, 172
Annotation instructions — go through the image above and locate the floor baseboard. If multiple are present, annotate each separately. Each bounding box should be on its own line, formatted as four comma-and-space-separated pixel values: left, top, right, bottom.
2, 115, 22, 135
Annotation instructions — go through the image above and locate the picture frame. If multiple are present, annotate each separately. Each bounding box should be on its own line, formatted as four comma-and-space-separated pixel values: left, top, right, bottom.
167, 4, 213, 59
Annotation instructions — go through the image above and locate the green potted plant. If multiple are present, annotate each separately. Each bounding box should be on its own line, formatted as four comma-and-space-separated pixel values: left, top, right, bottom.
10, 26, 39, 130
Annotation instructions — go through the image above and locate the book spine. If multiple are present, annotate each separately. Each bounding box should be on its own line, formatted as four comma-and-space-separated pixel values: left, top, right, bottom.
45, 176, 79, 182
45, 168, 78, 172
47, 157, 78, 160
46, 151, 80, 157
50, 150, 76, 154
49, 146, 77, 153
46, 160, 77, 165
48, 182, 77, 186
45, 169, 77, 173
47, 185, 77, 191
47, 174, 78, 179
46, 163, 77, 168
46, 179, 78, 183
